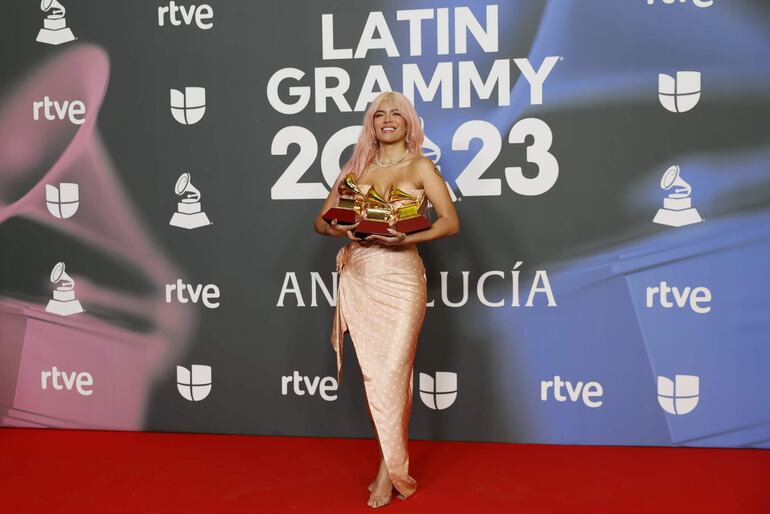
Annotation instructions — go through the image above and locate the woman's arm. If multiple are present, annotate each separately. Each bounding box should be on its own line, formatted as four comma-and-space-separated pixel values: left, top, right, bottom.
402, 157, 460, 244
314, 175, 345, 237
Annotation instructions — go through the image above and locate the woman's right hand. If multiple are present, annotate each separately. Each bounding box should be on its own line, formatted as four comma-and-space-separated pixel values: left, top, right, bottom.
327, 219, 362, 241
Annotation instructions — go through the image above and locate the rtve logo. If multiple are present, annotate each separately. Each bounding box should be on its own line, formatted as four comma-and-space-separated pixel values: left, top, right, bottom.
540, 375, 603, 408
46, 183, 79, 219
419, 371, 457, 410
170, 87, 206, 125
658, 375, 699, 415
165, 280, 221, 308
646, 282, 712, 314
647, 0, 713, 8
33, 97, 86, 125
158, 2, 214, 30
281, 371, 338, 401
658, 71, 701, 113
177, 365, 212, 401
41, 366, 93, 396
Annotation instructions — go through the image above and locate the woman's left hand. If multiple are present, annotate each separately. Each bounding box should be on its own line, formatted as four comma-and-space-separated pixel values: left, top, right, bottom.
365, 227, 408, 246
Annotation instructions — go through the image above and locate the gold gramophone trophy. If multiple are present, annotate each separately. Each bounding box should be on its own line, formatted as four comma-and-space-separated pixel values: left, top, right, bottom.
322, 174, 364, 225
354, 186, 394, 238
389, 187, 432, 234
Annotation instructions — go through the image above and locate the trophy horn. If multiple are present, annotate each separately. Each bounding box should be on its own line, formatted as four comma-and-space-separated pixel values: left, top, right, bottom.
389, 186, 416, 203
339, 174, 365, 197
365, 185, 390, 206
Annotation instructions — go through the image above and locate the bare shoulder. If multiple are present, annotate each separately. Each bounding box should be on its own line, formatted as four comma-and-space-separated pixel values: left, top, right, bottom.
409, 155, 441, 185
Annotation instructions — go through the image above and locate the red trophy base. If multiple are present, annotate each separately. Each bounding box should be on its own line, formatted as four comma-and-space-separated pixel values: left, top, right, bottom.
394, 216, 431, 234
322, 207, 357, 225
354, 219, 392, 238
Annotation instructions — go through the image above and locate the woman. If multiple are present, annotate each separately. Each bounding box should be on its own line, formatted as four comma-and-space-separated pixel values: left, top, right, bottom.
314, 91, 460, 508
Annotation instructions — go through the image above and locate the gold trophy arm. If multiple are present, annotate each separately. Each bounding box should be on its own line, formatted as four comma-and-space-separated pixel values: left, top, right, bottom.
339, 174, 365, 197
365, 186, 389, 206
389, 186, 417, 203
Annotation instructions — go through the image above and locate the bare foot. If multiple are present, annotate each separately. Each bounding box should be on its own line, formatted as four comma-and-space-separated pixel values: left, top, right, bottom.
369, 481, 406, 500
367, 458, 393, 508
367, 479, 393, 508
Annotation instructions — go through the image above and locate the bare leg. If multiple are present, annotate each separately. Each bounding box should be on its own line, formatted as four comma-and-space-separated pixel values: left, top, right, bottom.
363, 386, 395, 508
368, 455, 394, 508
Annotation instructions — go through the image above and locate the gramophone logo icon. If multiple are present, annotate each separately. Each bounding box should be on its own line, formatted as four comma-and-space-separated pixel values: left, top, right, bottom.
169, 172, 212, 229
653, 165, 703, 227
36, 0, 77, 46
45, 262, 84, 316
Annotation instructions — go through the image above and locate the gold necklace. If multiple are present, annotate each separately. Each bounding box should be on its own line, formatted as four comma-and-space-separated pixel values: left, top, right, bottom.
374, 148, 409, 168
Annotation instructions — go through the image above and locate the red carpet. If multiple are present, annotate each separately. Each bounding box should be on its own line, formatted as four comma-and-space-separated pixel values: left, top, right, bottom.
1, 428, 769, 513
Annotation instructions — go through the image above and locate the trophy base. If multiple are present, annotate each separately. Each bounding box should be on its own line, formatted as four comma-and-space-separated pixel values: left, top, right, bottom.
169, 212, 211, 230
355, 219, 392, 238
45, 299, 84, 316
394, 216, 431, 234
322, 207, 357, 225
36, 28, 76, 46
170, 211, 212, 229
653, 208, 703, 227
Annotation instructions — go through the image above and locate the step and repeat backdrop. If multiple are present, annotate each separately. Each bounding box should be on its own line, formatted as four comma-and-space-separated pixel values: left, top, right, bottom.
1, 0, 769, 447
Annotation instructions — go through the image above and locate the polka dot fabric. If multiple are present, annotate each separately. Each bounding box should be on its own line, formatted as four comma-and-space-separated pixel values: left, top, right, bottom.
331, 239, 427, 499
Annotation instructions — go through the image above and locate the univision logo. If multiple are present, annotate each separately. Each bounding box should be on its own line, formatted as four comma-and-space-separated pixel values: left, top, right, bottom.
657, 374, 699, 415
658, 71, 701, 113
419, 371, 457, 410
177, 364, 212, 401
46, 183, 79, 219
170, 87, 206, 125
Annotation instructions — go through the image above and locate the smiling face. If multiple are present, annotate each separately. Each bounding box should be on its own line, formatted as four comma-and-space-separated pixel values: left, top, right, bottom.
372, 96, 408, 145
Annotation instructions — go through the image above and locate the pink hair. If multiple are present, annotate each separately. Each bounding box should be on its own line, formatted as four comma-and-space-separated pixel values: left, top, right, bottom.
339, 92, 425, 181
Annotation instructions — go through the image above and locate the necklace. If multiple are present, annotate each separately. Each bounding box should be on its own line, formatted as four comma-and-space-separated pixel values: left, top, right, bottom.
374, 148, 409, 168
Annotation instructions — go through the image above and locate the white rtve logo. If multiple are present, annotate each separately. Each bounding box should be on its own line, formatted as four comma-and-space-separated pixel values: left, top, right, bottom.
170, 87, 206, 125
177, 365, 212, 401
165, 280, 221, 308
540, 375, 603, 408
281, 371, 338, 401
646, 281, 712, 314
41, 366, 93, 396
46, 183, 79, 219
658, 375, 699, 415
658, 71, 701, 113
33, 97, 86, 125
419, 371, 457, 410
158, 2, 214, 30
647, 0, 713, 7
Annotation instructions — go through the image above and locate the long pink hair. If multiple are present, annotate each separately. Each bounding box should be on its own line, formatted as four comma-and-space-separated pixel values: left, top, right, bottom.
339, 92, 425, 181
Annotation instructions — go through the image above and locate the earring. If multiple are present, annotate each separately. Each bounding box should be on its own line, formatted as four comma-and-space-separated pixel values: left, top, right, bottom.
405, 137, 411, 144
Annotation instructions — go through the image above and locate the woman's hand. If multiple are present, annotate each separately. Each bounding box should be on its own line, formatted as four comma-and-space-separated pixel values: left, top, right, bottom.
364, 227, 408, 246
327, 219, 363, 241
